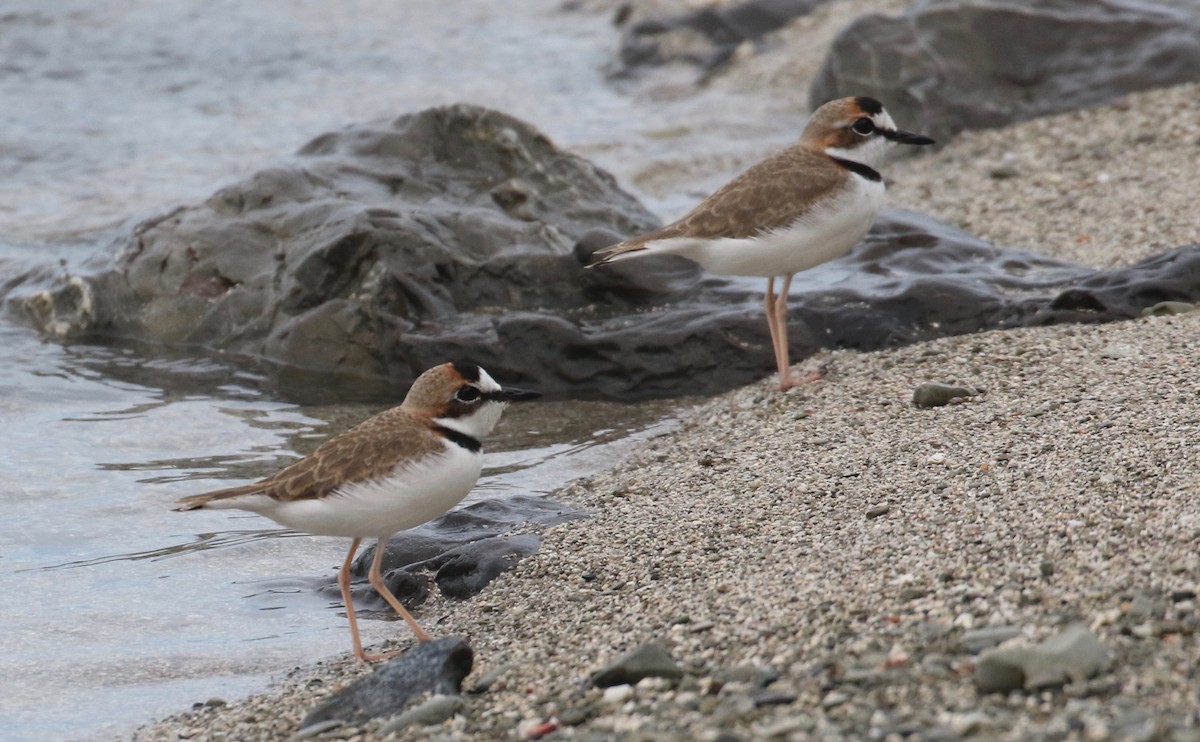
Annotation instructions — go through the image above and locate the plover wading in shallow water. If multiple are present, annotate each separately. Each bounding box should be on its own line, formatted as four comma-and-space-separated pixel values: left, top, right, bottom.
175, 361, 540, 662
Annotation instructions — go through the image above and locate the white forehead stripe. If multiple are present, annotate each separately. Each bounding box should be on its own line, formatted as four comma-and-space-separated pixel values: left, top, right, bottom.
476, 367, 501, 392
873, 110, 897, 130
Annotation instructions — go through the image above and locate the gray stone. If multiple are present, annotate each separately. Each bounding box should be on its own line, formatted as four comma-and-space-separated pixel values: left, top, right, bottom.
752, 689, 798, 707
974, 625, 1113, 693
912, 383, 973, 408
1142, 301, 1197, 316
300, 636, 473, 726
613, 0, 833, 78
590, 642, 683, 688
467, 665, 511, 695
811, 0, 1200, 143
558, 704, 599, 726
866, 504, 891, 519
376, 695, 463, 736
715, 664, 780, 688
959, 626, 1022, 654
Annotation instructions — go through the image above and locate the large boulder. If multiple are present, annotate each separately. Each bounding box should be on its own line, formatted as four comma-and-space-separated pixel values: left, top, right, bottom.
15, 104, 1200, 400
811, 0, 1200, 142
613, 0, 833, 77
18, 103, 660, 388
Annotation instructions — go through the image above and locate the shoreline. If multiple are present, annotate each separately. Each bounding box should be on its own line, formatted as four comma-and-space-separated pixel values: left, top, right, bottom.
131, 73, 1200, 742
137, 310, 1200, 740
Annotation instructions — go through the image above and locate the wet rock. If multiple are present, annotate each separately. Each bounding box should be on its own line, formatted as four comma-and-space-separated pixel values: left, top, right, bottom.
16, 103, 659, 391
591, 643, 684, 688
974, 625, 1113, 693
613, 0, 832, 78
300, 636, 473, 726
15, 109, 1200, 399
811, 0, 1200, 142
912, 382, 973, 408
431, 534, 542, 599
329, 496, 584, 609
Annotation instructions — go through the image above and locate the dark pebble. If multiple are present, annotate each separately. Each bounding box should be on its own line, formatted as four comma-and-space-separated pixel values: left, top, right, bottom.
752, 689, 798, 707
590, 642, 683, 688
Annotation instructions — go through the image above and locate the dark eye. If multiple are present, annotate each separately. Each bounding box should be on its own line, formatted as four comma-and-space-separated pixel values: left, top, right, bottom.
851, 117, 875, 135
455, 386, 481, 403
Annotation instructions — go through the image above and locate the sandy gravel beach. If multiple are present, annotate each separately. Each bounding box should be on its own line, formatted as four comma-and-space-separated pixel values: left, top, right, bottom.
139, 311, 1200, 742
135, 78, 1200, 740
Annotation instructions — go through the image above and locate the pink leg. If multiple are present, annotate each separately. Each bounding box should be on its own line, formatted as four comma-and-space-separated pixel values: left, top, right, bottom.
367, 536, 433, 644
339, 536, 432, 663
764, 277, 788, 386
337, 537, 371, 662
773, 273, 796, 390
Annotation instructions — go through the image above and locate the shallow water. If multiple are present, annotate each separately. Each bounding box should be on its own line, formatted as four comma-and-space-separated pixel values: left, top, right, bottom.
0, 324, 682, 741
0, 1, 805, 738
0, 0, 804, 244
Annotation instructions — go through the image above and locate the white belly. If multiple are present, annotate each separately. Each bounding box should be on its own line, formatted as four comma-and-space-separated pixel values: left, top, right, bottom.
252, 443, 482, 538
650, 175, 884, 278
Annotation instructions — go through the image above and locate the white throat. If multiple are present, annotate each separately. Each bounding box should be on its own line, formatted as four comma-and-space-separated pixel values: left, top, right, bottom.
825, 135, 889, 168
824, 109, 898, 168
435, 402, 506, 442
435, 367, 506, 442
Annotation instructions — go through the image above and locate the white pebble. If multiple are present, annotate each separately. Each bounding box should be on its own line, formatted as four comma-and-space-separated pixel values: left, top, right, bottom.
602, 684, 634, 704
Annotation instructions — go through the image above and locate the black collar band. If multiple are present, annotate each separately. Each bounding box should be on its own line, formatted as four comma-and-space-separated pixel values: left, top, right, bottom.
830, 156, 882, 182
434, 424, 482, 453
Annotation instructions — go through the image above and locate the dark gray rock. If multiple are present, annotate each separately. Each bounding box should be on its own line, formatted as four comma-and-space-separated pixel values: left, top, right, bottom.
912, 382, 974, 408
811, 0, 1200, 142
974, 625, 1113, 693
328, 495, 585, 610
591, 642, 684, 688
613, 0, 832, 78
300, 636, 473, 727
17, 102, 659, 388
428, 533, 542, 600
14, 99, 1200, 401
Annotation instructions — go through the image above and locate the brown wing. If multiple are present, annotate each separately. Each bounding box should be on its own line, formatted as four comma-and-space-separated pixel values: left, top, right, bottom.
595, 146, 847, 261
173, 406, 445, 510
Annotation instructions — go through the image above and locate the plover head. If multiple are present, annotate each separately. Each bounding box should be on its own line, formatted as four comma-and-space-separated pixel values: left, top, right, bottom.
803, 96, 935, 167
405, 361, 540, 442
